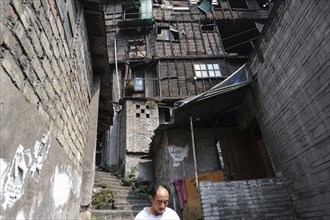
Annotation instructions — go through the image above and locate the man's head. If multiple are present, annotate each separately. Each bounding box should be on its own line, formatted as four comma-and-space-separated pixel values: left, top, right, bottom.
149, 184, 170, 216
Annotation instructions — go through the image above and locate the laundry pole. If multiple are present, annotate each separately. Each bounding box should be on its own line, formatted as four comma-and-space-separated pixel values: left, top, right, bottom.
190, 116, 199, 188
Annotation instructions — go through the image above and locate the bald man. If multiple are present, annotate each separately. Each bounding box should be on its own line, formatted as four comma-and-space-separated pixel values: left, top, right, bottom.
135, 184, 180, 220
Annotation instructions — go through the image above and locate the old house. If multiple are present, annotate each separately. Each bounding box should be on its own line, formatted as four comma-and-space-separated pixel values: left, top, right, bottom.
102, 0, 272, 185
0, 0, 111, 219
151, 0, 329, 219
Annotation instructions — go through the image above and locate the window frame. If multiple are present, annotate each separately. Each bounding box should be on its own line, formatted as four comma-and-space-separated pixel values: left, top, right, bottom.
194, 63, 222, 78
190, 0, 219, 6
55, 0, 80, 49
134, 72, 145, 92
156, 26, 180, 42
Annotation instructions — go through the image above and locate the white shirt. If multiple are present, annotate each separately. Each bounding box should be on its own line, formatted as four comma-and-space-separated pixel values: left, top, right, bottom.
135, 207, 180, 220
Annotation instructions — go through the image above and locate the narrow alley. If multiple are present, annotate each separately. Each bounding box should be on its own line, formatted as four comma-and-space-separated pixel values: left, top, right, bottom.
0, 0, 329, 219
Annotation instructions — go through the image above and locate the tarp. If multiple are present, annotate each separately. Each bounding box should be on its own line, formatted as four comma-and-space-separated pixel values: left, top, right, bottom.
170, 64, 252, 128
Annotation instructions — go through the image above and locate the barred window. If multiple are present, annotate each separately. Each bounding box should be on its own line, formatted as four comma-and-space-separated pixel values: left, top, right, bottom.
194, 64, 222, 78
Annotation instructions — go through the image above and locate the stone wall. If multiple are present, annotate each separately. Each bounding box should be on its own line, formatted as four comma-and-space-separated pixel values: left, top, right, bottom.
248, 0, 330, 218
125, 100, 159, 153
199, 178, 295, 219
0, 0, 97, 219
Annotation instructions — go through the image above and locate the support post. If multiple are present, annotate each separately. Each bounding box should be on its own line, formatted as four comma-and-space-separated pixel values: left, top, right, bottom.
190, 115, 199, 188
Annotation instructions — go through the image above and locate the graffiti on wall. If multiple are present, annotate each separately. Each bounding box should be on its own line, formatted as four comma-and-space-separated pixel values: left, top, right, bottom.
52, 165, 81, 209
1, 132, 51, 209
168, 145, 189, 167
52, 167, 72, 208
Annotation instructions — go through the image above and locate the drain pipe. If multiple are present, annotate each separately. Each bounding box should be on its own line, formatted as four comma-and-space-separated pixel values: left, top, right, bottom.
114, 36, 121, 171
114, 36, 121, 100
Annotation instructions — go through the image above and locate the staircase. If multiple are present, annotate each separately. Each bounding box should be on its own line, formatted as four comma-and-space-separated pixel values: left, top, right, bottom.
91, 171, 150, 220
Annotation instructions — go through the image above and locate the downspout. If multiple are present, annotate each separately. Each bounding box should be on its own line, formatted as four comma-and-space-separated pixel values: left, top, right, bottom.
114, 36, 121, 171
114, 36, 121, 100
189, 116, 199, 188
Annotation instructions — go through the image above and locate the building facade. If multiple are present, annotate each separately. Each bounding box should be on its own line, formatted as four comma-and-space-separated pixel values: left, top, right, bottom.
103, 0, 271, 182
151, 0, 329, 219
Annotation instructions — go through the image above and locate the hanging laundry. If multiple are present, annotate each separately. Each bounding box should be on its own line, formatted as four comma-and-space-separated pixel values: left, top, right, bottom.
172, 178, 187, 209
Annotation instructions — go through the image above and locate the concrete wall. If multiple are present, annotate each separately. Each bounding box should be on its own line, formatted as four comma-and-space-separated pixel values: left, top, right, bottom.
199, 178, 295, 219
154, 128, 222, 183
0, 0, 97, 219
248, 0, 330, 218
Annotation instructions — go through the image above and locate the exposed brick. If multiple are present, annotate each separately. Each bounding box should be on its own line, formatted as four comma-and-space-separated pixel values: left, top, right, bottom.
31, 57, 46, 82
11, 0, 30, 29
247, 1, 329, 219
0, 22, 23, 57
23, 81, 39, 106
37, 104, 50, 122
49, 14, 60, 40
40, 31, 52, 58
42, 58, 54, 81
14, 23, 36, 59
1, 52, 25, 90
27, 26, 43, 58
199, 179, 295, 219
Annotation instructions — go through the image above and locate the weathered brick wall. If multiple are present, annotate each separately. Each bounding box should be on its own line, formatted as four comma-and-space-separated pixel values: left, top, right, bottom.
153, 131, 173, 194
199, 178, 295, 220
125, 100, 159, 153
247, 0, 330, 218
1, 0, 95, 219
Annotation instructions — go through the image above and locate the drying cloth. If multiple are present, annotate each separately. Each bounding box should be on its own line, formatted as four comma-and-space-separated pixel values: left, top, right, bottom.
172, 178, 187, 209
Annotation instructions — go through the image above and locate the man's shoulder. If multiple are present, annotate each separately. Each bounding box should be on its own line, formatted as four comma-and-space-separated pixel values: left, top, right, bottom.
164, 207, 180, 219
134, 208, 148, 219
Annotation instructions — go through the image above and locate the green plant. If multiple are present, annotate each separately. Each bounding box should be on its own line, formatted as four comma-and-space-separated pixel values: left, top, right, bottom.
91, 215, 97, 220
133, 183, 151, 197
121, 166, 137, 186
91, 188, 114, 206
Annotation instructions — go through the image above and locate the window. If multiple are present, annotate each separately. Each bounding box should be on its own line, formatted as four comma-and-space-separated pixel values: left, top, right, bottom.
55, 0, 79, 48
194, 64, 222, 78
171, 0, 189, 10
228, 0, 248, 9
190, 0, 219, 5
128, 34, 146, 58
202, 23, 215, 32
134, 72, 144, 91
157, 27, 179, 42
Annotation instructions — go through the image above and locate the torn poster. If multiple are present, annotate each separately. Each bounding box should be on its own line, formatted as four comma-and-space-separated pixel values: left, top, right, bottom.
3, 145, 32, 207
168, 145, 189, 167
30, 131, 51, 182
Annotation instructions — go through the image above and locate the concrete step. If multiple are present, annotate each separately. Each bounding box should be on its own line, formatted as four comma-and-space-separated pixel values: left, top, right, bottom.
114, 199, 149, 205
114, 204, 148, 210
94, 176, 121, 182
92, 171, 149, 219
91, 209, 138, 220
112, 192, 148, 200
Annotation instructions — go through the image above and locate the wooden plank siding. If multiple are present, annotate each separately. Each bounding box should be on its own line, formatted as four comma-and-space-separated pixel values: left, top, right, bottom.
105, 1, 269, 101
156, 60, 230, 98
155, 20, 224, 57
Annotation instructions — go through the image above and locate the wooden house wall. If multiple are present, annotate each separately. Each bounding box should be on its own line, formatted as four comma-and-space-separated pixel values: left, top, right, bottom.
157, 59, 231, 98
154, 20, 224, 57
